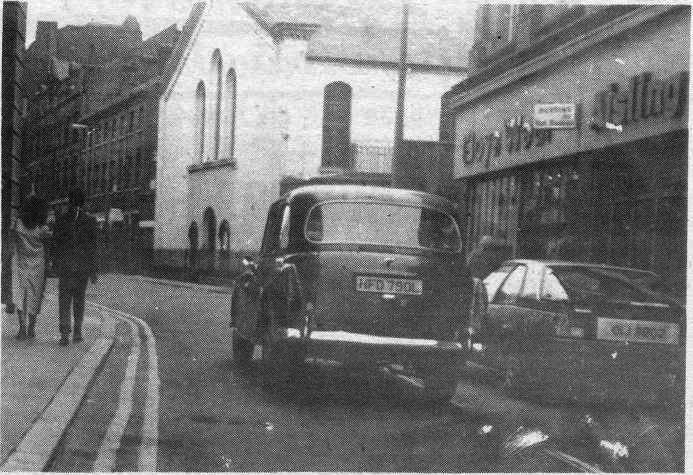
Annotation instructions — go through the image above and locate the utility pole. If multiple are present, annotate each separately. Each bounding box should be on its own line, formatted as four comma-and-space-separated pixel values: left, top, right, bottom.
391, 1, 408, 188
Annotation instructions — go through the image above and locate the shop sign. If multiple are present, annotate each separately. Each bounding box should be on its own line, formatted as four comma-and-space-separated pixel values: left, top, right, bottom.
462, 115, 553, 168
590, 71, 688, 131
533, 103, 577, 129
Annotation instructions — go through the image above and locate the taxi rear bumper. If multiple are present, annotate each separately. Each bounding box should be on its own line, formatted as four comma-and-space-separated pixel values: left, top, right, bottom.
274, 327, 466, 373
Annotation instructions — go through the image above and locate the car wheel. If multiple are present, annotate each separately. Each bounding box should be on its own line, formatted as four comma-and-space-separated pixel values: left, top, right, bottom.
261, 300, 306, 383
232, 328, 253, 365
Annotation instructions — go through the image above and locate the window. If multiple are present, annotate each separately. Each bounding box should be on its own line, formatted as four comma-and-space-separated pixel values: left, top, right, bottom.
541, 268, 568, 302
188, 222, 199, 252
487, 4, 517, 49
321, 81, 352, 168
468, 174, 519, 252
194, 81, 206, 161
483, 263, 515, 300
224, 68, 237, 161
218, 220, 230, 252
261, 201, 287, 256
305, 202, 461, 251
209, 49, 223, 161
134, 148, 142, 186
279, 206, 291, 250
536, 5, 585, 37
494, 264, 527, 304
202, 207, 217, 251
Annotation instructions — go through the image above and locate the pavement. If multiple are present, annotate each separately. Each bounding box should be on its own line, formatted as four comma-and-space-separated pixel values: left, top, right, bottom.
0, 283, 116, 472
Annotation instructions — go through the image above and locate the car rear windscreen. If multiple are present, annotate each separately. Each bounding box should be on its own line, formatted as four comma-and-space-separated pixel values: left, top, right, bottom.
305, 202, 461, 251
552, 266, 670, 308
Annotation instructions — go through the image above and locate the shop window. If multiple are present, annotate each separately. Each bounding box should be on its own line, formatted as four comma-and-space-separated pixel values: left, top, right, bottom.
321, 81, 352, 168
468, 174, 518, 252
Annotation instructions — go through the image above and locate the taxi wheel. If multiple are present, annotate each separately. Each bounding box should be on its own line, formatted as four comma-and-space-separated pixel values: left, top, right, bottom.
232, 328, 253, 365
261, 303, 306, 383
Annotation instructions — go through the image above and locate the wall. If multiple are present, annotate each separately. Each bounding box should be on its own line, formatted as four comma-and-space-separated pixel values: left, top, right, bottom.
283, 58, 464, 178
155, 1, 285, 262
2, 1, 27, 306
154, 2, 467, 264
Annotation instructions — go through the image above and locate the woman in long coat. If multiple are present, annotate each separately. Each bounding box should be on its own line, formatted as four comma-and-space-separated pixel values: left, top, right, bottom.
11, 196, 51, 340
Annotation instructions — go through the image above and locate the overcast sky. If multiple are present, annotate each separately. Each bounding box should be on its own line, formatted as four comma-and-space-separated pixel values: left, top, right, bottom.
24, 0, 478, 46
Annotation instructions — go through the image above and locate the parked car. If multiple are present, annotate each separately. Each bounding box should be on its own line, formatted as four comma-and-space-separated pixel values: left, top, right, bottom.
229, 185, 475, 394
472, 259, 685, 406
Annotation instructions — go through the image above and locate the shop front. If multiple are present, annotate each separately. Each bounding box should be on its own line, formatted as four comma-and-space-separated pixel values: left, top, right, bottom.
450, 7, 688, 294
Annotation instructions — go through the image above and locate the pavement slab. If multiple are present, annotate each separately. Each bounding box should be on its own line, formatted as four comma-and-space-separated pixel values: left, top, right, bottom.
0, 288, 115, 470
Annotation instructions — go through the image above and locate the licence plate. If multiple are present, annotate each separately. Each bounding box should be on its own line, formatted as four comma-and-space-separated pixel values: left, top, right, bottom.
596, 317, 679, 344
356, 276, 423, 295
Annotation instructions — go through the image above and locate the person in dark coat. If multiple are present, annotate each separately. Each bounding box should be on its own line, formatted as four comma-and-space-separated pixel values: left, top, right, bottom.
52, 188, 98, 345
466, 235, 513, 280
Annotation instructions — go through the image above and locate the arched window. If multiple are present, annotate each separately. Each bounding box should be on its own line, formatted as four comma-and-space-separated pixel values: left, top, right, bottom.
321, 81, 352, 168
194, 81, 206, 162
209, 49, 223, 161
223, 68, 237, 161
218, 219, 230, 252
202, 207, 216, 251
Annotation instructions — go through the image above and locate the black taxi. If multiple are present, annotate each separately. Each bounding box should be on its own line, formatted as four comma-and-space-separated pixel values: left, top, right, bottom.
229, 185, 475, 393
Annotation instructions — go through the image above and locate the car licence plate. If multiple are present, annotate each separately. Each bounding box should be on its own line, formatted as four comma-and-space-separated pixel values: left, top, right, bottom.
596, 317, 679, 344
356, 276, 423, 295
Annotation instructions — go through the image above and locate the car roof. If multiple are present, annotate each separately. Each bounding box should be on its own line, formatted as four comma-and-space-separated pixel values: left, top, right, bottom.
505, 259, 659, 276
282, 184, 457, 210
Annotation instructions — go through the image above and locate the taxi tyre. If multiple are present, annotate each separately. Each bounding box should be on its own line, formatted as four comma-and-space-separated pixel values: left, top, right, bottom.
230, 286, 254, 365
260, 299, 307, 383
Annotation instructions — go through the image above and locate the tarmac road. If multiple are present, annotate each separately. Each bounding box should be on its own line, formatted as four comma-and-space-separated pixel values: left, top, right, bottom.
47, 273, 685, 472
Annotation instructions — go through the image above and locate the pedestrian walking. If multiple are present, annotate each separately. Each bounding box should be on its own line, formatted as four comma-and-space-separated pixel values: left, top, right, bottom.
53, 188, 98, 346
10, 196, 52, 340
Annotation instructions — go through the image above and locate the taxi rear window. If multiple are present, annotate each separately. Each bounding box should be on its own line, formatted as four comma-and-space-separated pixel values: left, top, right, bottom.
305, 201, 461, 251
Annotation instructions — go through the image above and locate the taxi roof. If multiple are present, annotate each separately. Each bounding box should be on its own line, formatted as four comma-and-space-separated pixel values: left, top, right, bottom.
282, 184, 457, 211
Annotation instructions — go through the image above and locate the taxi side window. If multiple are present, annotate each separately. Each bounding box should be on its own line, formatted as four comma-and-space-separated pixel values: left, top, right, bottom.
260, 201, 286, 256
494, 265, 527, 304
278, 205, 291, 250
